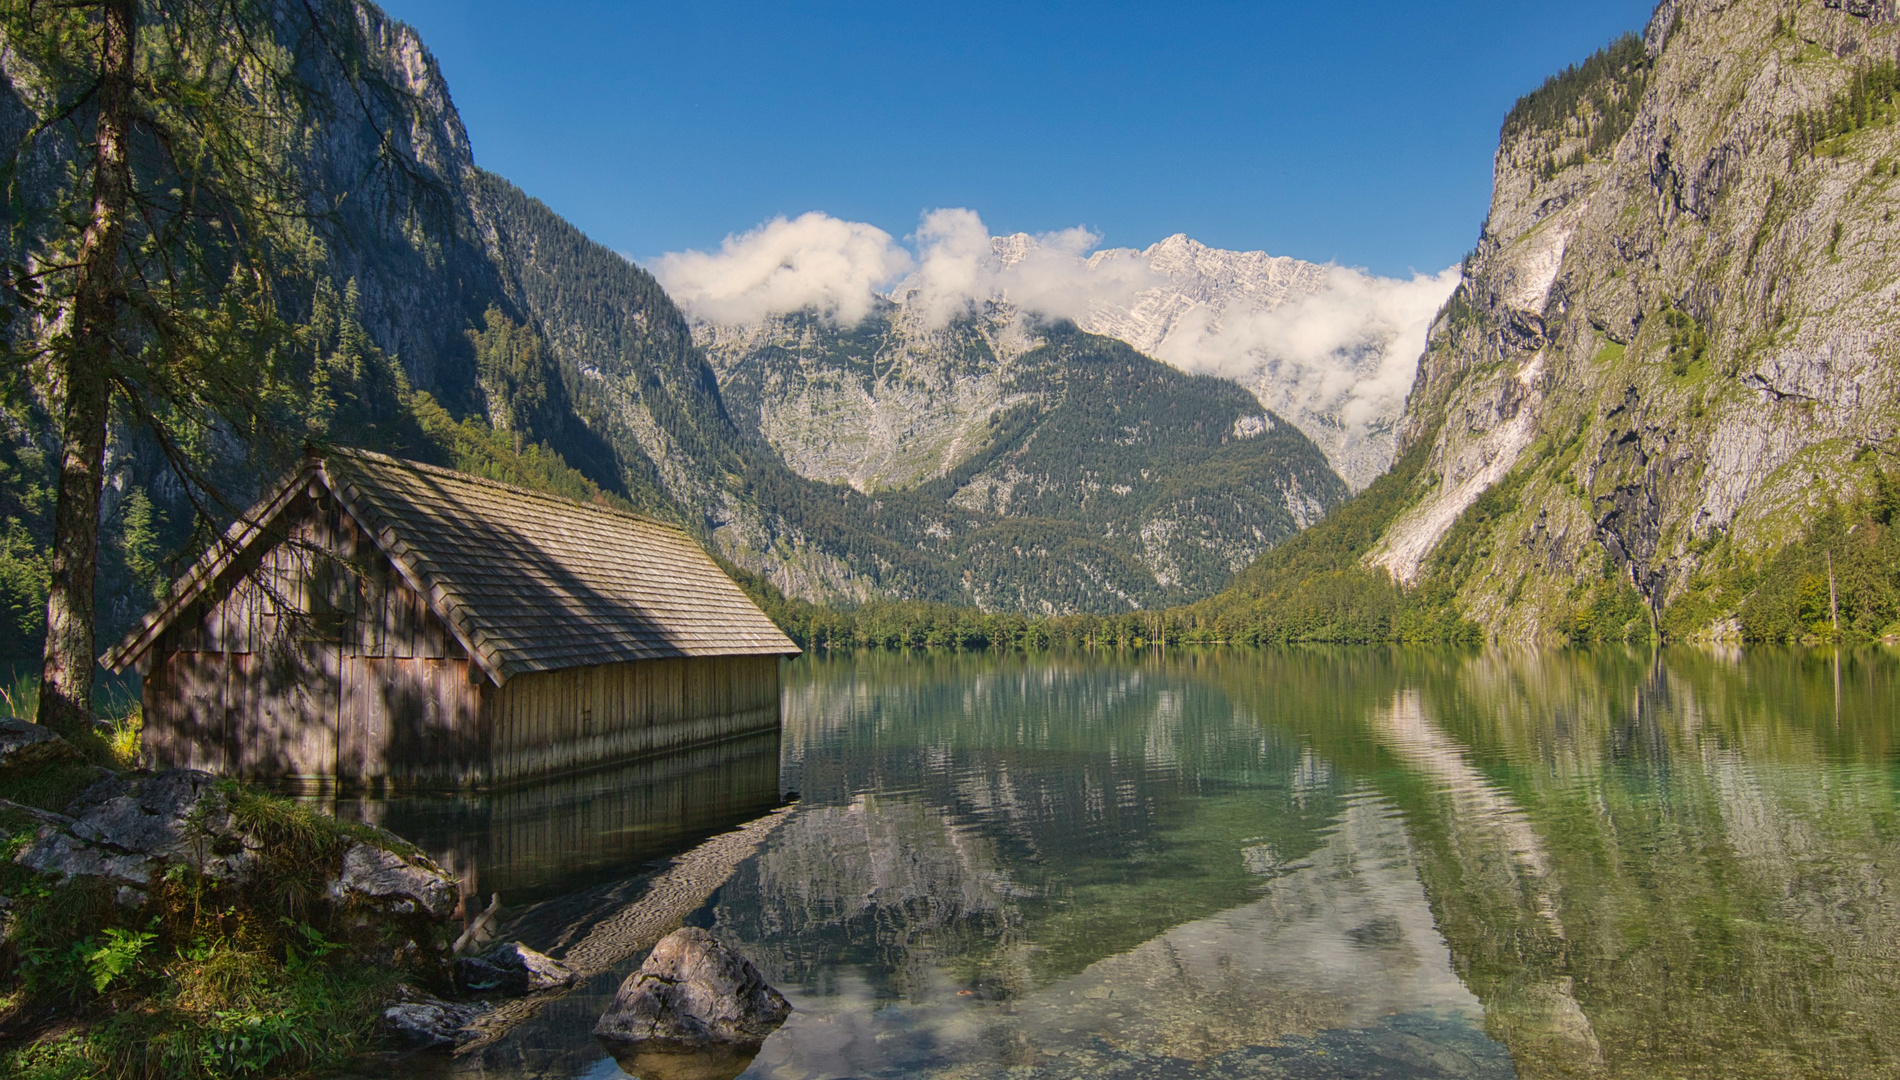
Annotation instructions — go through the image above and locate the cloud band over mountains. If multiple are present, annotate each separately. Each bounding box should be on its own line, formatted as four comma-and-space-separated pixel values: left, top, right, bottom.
653, 209, 1460, 455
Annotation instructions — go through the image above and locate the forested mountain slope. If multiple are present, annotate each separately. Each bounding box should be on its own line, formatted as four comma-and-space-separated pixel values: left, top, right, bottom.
0, 0, 1348, 651
1212, 0, 1900, 644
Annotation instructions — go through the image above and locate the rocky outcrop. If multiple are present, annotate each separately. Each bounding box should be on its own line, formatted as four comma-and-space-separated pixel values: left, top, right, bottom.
455, 940, 576, 994
11, 769, 455, 917
325, 840, 458, 919
14, 771, 261, 901
0, 718, 79, 775
594, 928, 790, 1050
382, 996, 492, 1050
1367, 0, 1900, 640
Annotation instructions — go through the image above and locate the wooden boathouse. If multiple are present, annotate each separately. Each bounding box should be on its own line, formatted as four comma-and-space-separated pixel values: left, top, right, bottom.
103, 449, 799, 791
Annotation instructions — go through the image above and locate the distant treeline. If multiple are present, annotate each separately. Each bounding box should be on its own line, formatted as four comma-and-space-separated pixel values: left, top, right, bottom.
724, 435, 1900, 652
719, 438, 1484, 652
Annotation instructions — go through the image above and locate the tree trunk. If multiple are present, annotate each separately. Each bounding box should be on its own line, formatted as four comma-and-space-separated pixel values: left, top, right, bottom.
38, 0, 136, 739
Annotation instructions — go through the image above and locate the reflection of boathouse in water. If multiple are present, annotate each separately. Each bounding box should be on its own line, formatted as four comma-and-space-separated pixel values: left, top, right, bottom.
339, 730, 785, 905
104, 448, 799, 791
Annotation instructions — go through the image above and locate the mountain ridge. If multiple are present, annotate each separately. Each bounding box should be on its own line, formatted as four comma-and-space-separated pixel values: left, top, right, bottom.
0, 0, 1354, 637
1213, 0, 1900, 645
692, 228, 1449, 495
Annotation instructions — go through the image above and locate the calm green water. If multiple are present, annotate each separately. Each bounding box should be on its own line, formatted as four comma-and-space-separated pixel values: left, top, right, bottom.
386, 647, 1900, 1080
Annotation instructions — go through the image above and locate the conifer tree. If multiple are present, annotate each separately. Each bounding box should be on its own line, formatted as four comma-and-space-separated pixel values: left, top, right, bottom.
0, 0, 424, 736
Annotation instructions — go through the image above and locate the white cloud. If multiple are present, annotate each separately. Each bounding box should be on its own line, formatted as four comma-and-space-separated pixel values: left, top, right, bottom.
1151, 263, 1461, 435
656, 208, 1460, 472
651, 212, 912, 326
897, 208, 1167, 328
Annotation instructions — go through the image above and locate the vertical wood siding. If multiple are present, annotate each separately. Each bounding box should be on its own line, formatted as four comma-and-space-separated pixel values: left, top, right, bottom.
485, 655, 781, 785
148, 487, 481, 788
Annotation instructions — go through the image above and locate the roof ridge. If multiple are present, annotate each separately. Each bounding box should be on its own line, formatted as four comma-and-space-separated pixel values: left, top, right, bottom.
320, 446, 695, 538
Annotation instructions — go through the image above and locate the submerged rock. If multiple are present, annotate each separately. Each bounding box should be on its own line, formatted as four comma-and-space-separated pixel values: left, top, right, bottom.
604, 1044, 763, 1080
594, 927, 789, 1051
0, 717, 78, 775
382, 996, 491, 1049
456, 940, 576, 994
325, 840, 457, 918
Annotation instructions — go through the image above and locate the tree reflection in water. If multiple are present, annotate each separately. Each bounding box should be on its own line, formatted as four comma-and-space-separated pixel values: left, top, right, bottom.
368, 647, 1900, 1080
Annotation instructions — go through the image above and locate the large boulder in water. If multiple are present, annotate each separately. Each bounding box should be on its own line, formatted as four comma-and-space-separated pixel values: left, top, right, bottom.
594, 927, 790, 1052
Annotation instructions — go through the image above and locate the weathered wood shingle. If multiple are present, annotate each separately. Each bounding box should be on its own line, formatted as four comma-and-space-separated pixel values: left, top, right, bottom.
106, 449, 797, 682
321, 450, 796, 680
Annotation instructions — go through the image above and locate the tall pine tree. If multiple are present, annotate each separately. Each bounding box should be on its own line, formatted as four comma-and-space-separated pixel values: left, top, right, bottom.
0, 0, 429, 735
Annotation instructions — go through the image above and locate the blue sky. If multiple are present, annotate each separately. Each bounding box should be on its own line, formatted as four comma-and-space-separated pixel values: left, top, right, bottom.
376, 0, 1658, 277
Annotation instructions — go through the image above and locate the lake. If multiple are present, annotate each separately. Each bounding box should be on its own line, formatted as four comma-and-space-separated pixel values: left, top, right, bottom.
357, 647, 1900, 1079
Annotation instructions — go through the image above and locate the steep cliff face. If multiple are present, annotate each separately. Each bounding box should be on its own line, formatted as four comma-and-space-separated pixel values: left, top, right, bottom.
1373, 0, 1900, 641
698, 233, 1432, 494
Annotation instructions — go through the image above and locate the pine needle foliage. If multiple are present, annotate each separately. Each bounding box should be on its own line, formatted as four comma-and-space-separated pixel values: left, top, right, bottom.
1795, 59, 1900, 155
1502, 32, 1650, 157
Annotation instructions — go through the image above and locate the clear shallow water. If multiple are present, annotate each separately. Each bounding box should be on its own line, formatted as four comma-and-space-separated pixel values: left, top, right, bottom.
364, 647, 1900, 1079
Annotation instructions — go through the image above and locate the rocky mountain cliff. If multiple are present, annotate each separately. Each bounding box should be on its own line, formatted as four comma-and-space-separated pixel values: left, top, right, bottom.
0, 0, 1348, 629
272, 5, 1353, 614
1360, 0, 1900, 641
697, 233, 1433, 493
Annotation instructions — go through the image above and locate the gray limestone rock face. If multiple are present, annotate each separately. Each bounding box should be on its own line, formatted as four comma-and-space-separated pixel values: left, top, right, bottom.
14, 769, 259, 887
1362, 0, 1900, 641
456, 940, 576, 995
0, 717, 79, 775
324, 841, 457, 919
381, 997, 491, 1050
594, 927, 790, 1051
10, 771, 455, 932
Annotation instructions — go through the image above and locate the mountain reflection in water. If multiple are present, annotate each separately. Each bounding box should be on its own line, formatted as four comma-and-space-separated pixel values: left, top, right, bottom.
362, 647, 1900, 1080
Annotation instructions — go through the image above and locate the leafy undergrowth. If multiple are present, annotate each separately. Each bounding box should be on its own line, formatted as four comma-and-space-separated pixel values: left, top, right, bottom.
0, 780, 447, 1078
0, 712, 144, 816
1659, 468, 1900, 643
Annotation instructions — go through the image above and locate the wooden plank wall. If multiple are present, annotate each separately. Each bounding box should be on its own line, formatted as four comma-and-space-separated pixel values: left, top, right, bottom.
144, 484, 784, 791
487, 655, 781, 785
148, 486, 481, 789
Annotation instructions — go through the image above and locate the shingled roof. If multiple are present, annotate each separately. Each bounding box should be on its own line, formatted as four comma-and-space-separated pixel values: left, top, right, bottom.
106, 449, 797, 682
